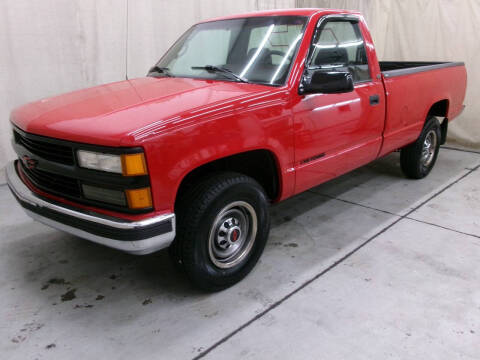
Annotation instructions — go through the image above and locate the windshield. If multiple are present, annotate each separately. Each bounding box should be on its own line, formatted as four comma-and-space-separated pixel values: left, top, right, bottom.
149, 16, 308, 86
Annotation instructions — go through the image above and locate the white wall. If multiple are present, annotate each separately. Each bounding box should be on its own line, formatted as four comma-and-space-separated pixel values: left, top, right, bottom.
1, 0, 478, 175
0, 0, 127, 171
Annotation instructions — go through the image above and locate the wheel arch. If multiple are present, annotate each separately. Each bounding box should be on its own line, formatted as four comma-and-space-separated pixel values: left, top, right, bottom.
428, 99, 449, 118
427, 99, 449, 144
174, 149, 282, 210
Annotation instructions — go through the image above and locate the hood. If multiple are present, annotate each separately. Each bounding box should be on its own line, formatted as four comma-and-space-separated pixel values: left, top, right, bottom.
11, 77, 273, 146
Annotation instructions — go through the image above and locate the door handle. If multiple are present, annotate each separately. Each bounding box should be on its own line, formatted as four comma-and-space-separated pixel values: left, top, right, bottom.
369, 94, 380, 106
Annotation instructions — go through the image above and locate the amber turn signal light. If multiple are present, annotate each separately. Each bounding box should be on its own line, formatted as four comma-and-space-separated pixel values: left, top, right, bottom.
121, 153, 148, 176
125, 187, 153, 209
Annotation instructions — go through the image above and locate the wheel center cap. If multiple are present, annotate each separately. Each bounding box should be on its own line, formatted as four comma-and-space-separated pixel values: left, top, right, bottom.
229, 227, 241, 242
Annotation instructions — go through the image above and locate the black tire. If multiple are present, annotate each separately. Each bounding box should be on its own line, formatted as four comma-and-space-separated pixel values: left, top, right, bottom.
400, 116, 441, 179
172, 172, 270, 291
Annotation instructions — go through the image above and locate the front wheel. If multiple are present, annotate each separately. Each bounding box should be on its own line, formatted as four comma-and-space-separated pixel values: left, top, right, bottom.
400, 116, 441, 179
173, 172, 270, 291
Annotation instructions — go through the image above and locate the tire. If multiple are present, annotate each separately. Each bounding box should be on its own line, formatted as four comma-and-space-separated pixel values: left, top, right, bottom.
400, 116, 441, 179
172, 172, 270, 291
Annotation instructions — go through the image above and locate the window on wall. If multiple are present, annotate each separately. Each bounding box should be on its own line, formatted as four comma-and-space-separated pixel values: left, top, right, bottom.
309, 20, 370, 82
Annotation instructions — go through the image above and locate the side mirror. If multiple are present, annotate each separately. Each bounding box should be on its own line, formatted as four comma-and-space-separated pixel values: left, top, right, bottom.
300, 70, 354, 94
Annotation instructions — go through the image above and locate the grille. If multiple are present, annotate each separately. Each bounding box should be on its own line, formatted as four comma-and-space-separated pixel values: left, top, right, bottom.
14, 130, 74, 165
20, 162, 81, 198
13, 129, 150, 213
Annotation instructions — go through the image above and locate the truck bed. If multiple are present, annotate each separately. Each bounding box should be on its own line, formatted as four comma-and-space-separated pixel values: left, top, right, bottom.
378, 61, 466, 157
380, 61, 465, 78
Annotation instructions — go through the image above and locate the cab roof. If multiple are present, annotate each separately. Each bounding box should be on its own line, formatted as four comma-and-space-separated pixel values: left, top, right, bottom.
199, 8, 361, 23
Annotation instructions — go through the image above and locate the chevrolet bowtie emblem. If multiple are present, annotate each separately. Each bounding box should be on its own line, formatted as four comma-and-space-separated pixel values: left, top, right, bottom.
22, 155, 38, 170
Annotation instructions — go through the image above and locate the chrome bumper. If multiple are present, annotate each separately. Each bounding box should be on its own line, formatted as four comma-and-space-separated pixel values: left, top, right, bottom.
6, 161, 176, 255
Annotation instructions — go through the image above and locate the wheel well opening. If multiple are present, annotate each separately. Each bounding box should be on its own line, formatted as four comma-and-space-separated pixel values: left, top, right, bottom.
428, 99, 449, 144
175, 150, 280, 207
428, 99, 449, 117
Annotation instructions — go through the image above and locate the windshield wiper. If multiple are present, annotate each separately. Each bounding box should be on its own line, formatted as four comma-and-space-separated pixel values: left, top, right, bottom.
148, 65, 173, 77
191, 65, 248, 83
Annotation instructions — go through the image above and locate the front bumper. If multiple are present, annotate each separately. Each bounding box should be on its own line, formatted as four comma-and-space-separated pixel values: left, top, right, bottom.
6, 161, 176, 255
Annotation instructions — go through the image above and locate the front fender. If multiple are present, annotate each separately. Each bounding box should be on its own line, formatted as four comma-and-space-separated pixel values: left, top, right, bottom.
141, 92, 295, 212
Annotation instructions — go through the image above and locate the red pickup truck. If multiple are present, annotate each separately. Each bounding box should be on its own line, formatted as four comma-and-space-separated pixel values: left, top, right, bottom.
7, 9, 467, 290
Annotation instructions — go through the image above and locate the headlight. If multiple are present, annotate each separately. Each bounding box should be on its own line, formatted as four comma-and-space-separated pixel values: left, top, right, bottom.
77, 150, 122, 173
77, 150, 147, 176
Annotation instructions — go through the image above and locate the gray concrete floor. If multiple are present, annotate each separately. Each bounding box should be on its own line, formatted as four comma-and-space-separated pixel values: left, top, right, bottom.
1, 146, 479, 360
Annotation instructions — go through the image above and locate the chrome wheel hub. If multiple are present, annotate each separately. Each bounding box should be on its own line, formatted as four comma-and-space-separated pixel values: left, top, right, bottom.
208, 201, 257, 269
421, 130, 437, 167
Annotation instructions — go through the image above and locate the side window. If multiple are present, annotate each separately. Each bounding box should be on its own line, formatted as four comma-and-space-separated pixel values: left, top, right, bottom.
309, 20, 370, 82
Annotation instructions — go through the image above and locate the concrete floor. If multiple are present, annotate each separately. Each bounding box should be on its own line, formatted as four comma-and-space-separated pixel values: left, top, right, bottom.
1, 146, 479, 360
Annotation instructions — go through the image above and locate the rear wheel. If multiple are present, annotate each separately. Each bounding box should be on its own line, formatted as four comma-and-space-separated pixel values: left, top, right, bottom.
400, 116, 441, 179
172, 172, 270, 291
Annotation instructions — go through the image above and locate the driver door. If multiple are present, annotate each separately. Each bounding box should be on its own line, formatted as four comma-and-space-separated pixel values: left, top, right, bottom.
292, 17, 385, 194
